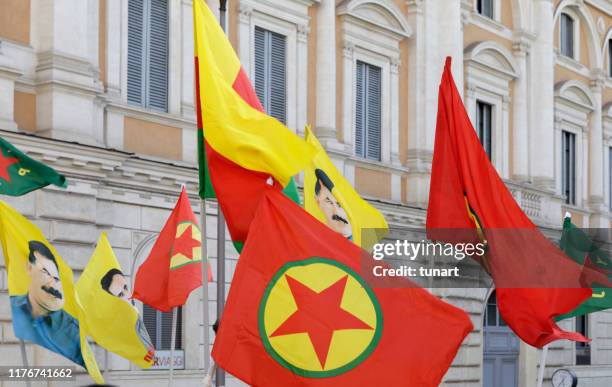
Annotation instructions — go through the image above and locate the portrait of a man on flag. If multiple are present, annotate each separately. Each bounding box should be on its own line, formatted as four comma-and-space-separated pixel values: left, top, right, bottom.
10, 240, 83, 366
99, 268, 154, 351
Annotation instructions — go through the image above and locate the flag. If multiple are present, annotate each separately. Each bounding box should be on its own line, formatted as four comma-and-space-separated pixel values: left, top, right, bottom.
0, 136, 67, 196
0, 201, 103, 383
133, 187, 206, 312
212, 189, 472, 386
193, 0, 315, 251
425, 57, 606, 348
304, 125, 388, 248
77, 233, 155, 368
556, 214, 612, 320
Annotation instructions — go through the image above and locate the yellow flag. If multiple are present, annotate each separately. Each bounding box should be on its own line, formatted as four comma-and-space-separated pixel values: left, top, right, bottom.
77, 233, 155, 369
193, 0, 315, 186
0, 201, 103, 384
303, 126, 388, 248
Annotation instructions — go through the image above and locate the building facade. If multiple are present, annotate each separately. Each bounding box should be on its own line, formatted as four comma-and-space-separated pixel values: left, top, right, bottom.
1, 0, 612, 386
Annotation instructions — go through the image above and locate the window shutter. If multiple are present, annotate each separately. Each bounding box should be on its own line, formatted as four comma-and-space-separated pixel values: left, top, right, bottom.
147, 0, 169, 111
254, 27, 266, 110
161, 309, 173, 349
127, 0, 145, 105
269, 31, 286, 124
366, 65, 381, 161
253, 27, 286, 123
355, 62, 365, 158
561, 14, 574, 58
143, 304, 159, 348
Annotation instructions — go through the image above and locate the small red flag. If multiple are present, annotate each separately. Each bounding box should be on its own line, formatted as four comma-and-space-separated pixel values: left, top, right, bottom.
133, 187, 210, 312
426, 57, 603, 347
213, 189, 472, 386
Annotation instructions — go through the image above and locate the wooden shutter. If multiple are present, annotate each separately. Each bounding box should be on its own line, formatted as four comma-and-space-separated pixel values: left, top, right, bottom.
355, 62, 366, 158
253, 27, 286, 124
254, 27, 266, 108
355, 61, 381, 160
269, 31, 286, 124
147, 0, 169, 111
143, 304, 159, 348
366, 64, 381, 161
127, 0, 145, 105
561, 14, 574, 58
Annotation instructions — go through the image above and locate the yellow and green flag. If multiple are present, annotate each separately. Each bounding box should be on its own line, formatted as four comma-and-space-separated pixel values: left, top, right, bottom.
0, 200, 103, 383
303, 126, 388, 248
77, 233, 155, 369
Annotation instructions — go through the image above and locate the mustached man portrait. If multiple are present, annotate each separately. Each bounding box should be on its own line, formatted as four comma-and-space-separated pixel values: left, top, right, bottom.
314, 168, 352, 240
10, 241, 84, 367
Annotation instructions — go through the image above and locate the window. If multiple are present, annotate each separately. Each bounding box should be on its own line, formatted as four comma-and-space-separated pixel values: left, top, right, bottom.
484, 291, 507, 327
477, 0, 494, 19
127, 0, 169, 111
576, 315, 591, 365
608, 39, 612, 78
562, 131, 576, 205
355, 61, 382, 161
476, 101, 493, 160
143, 305, 182, 350
254, 26, 287, 124
560, 13, 575, 59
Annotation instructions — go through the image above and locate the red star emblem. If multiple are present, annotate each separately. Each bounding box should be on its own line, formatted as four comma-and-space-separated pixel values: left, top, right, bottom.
269, 275, 373, 368
0, 151, 18, 183
173, 224, 200, 260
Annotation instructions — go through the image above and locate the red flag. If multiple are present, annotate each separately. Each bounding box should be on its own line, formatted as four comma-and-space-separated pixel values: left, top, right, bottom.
426, 57, 602, 347
213, 189, 472, 386
133, 187, 210, 312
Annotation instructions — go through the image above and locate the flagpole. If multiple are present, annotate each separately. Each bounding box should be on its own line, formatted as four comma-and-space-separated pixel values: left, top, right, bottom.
215, 1, 228, 386
201, 199, 211, 375
536, 344, 548, 387
168, 307, 177, 387
19, 339, 32, 387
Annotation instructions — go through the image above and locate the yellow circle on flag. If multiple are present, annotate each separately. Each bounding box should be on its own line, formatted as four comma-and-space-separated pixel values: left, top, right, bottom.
259, 257, 382, 378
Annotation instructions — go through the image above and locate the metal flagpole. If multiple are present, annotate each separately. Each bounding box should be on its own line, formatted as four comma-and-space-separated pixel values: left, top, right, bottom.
104, 349, 109, 378
215, 1, 228, 386
19, 339, 32, 387
536, 344, 549, 387
201, 200, 211, 375
168, 307, 178, 387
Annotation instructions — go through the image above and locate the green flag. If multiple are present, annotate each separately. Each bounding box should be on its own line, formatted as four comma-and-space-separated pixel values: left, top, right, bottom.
0, 136, 67, 196
556, 215, 612, 320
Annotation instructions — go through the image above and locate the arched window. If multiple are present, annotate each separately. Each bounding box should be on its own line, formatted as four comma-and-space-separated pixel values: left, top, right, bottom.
477, 0, 494, 19
560, 13, 575, 59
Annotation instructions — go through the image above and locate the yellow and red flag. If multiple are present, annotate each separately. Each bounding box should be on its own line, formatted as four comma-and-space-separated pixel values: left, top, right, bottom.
212, 190, 472, 386
133, 187, 210, 312
193, 0, 315, 251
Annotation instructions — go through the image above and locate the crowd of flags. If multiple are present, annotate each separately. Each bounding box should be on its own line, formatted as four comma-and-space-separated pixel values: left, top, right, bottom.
0, 0, 610, 385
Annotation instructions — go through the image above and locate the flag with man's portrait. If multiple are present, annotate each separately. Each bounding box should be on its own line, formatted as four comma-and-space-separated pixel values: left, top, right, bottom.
303, 125, 388, 248
0, 200, 103, 383
77, 233, 155, 368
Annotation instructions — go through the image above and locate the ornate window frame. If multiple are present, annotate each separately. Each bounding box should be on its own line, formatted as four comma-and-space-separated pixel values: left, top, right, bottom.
237, 0, 315, 136
553, 80, 595, 209
464, 41, 518, 179
337, 0, 411, 166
